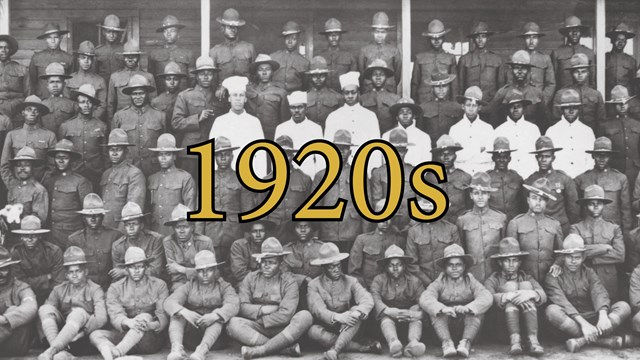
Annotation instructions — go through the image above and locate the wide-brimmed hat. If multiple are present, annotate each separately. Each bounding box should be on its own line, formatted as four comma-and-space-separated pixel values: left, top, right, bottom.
487, 136, 517, 154
506, 50, 536, 68
333, 129, 355, 147
281, 21, 303, 36
530, 136, 562, 154
122, 74, 156, 95
311, 242, 349, 266
576, 184, 612, 205
157, 15, 186, 33
63, 246, 89, 266
390, 97, 422, 119
118, 202, 148, 222
158, 61, 187, 78
422, 19, 450, 38
585, 136, 617, 154
371, 12, 395, 29
503, 89, 532, 106
191, 56, 218, 74
103, 128, 134, 147
249, 54, 280, 74
435, 244, 474, 268
0, 35, 19, 57
362, 59, 394, 80
124, 246, 153, 266
467, 171, 497, 192
37, 23, 69, 40
565, 53, 593, 71
554, 234, 586, 254
491, 237, 530, 259
559, 16, 590, 36
319, 18, 347, 34
164, 203, 192, 226
523, 177, 557, 201
424, 72, 456, 87
77, 193, 109, 215
15, 95, 50, 115
518, 22, 546, 38
0, 246, 20, 268
467, 22, 495, 38
214, 136, 239, 153
118, 39, 144, 56
606, 22, 635, 39
306, 56, 330, 75
39, 62, 72, 80
376, 244, 414, 265
456, 86, 487, 106
606, 85, 635, 104
12, 215, 50, 235
555, 88, 583, 108
431, 134, 463, 153
71, 83, 101, 105
9, 146, 43, 165
216, 8, 246, 27
275, 135, 298, 152
99, 14, 126, 32
388, 128, 413, 149
194, 250, 224, 269
47, 139, 81, 160
251, 237, 291, 261
74, 40, 96, 57
149, 133, 183, 152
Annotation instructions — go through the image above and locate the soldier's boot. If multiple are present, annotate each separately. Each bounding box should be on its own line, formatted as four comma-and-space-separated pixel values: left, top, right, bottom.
593, 336, 624, 349
53, 351, 76, 360
38, 348, 59, 360
114, 329, 145, 356
190, 324, 223, 360
456, 339, 471, 358
40, 316, 84, 360
380, 317, 402, 357
326, 322, 361, 359
40, 314, 61, 345
433, 315, 455, 358
565, 337, 588, 353
624, 334, 640, 348
90, 336, 116, 360
403, 318, 425, 358
523, 308, 544, 356
167, 343, 187, 360
508, 334, 523, 356
242, 330, 297, 359
168, 317, 187, 360
505, 303, 522, 355
441, 340, 457, 358
279, 343, 301, 357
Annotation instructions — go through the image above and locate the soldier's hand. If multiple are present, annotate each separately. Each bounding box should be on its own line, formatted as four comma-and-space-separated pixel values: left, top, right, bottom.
440, 307, 457, 318
454, 305, 471, 315
166, 262, 186, 275
123, 318, 138, 331
196, 313, 220, 328
259, 305, 279, 316
179, 309, 202, 327
580, 322, 599, 343
0, 316, 8, 326
548, 264, 562, 278
199, 109, 215, 122
596, 313, 613, 336
384, 307, 402, 320
512, 290, 538, 305
335, 312, 359, 327
109, 268, 126, 280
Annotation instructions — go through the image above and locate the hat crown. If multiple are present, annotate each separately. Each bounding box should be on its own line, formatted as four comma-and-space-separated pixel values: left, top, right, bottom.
534, 135, 556, 151
122, 39, 141, 53
52, 139, 76, 153
436, 134, 457, 148
261, 237, 284, 254
14, 146, 37, 160
121, 202, 143, 219
126, 74, 152, 89
215, 136, 234, 151
523, 22, 541, 34
42, 23, 63, 34
333, 129, 353, 145
430, 72, 452, 82
529, 177, 554, 196
471, 21, 490, 34
287, 91, 307, 105
161, 15, 180, 28
309, 56, 329, 71
492, 136, 512, 152
442, 244, 467, 259
611, 22, 633, 34
569, 53, 589, 68
221, 8, 242, 22
610, 85, 631, 101
317, 242, 342, 262
103, 14, 122, 28
592, 136, 613, 151
463, 86, 483, 101
339, 71, 360, 89
366, 59, 390, 71
469, 171, 492, 189
163, 61, 183, 75
0, 246, 14, 265
275, 135, 294, 149
63, 246, 87, 265
427, 19, 446, 34
254, 53, 274, 64
107, 128, 130, 145
76, 84, 97, 99
77, 41, 96, 55
155, 133, 178, 149
389, 128, 409, 145
124, 246, 147, 265
324, 18, 343, 32
194, 55, 216, 71
383, 244, 406, 259
583, 184, 606, 200
372, 12, 391, 27
559, 88, 581, 105
564, 16, 583, 28
510, 50, 531, 65
45, 62, 66, 76
282, 21, 302, 34
395, 97, 417, 107
23, 95, 45, 107
20, 215, 43, 231
497, 237, 523, 255
82, 193, 106, 211
169, 203, 191, 223
194, 250, 218, 268
562, 233, 585, 250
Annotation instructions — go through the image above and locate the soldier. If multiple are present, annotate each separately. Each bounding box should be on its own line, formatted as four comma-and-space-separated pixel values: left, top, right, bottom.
551, 16, 596, 90
210, 8, 256, 81
95, 14, 125, 84
245, 54, 289, 140
516, 22, 555, 105
360, 59, 401, 133
486, 137, 525, 221
420, 244, 493, 358
148, 15, 195, 93
110, 202, 165, 281
29, 23, 73, 99
0, 246, 38, 356
316, 18, 357, 92
304, 56, 343, 128
525, 136, 580, 234
358, 12, 401, 94
506, 177, 564, 281
42, 139, 93, 250
418, 72, 463, 143
384, 98, 431, 166
164, 250, 239, 360
432, 134, 472, 224
163, 204, 216, 291
151, 62, 187, 127
450, 86, 494, 174
484, 238, 546, 356
99, 129, 146, 229
307, 243, 379, 360
107, 39, 157, 120
0, 147, 49, 224
458, 22, 504, 106
60, 84, 108, 188
148, 133, 196, 235
456, 171, 507, 282
226, 237, 313, 359
281, 221, 324, 286
37, 247, 107, 360
628, 259, 640, 346
11, 215, 64, 304
67, 193, 123, 290
89, 247, 169, 360
39, 63, 75, 134
632, 70, 640, 119
545, 234, 630, 353
229, 219, 276, 286
412, 19, 458, 103
66, 41, 108, 121
270, 21, 310, 93
0, 34, 31, 118
606, 23, 637, 96
602, 85, 640, 184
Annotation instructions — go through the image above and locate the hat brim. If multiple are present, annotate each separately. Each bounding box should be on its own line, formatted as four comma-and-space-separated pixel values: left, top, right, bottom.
98, 25, 126, 32
0, 35, 19, 56
63, 260, 89, 266
606, 30, 635, 39
504, 98, 532, 106
281, 30, 303, 37
422, 29, 451, 37
334, 142, 357, 147
214, 146, 240, 153
216, 18, 246, 27
554, 102, 583, 108
455, 95, 488, 106
605, 95, 636, 104
37, 30, 70, 40
305, 69, 331, 75
249, 60, 280, 74
435, 254, 474, 268
251, 251, 292, 259
39, 73, 72, 80
310, 252, 349, 266
506, 62, 536, 68
554, 248, 586, 254
424, 75, 456, 86
362, 67, 394, 80
101, 143, 134, 147
71, 90, 101, 105
9, 157, 44, 165
371, 25, 396, 29
518, 32, 546, 38
467, 31, 495, 38
12, 229, 50, 234
0, 259, 21, 268
522, 184, 557, 201
389, 103, 423, 119
585, 149, 618, 154
124, 256, 154, 266
486, 149, 517, 154
490, 251, 530, 259
77, 209, 109, 215
376, 255, 414, 265
576, 197, 613, 205
148, 146, 184, 152
156, 24, 186, 33
14, 102, 50, 116
559, 26, 590, 35
319, 29, 347, 35
195, 261, 225, 270
190, 67, 220, 74
164, 217, 190, 227
529, 147, 563, 154
118, 213, 149, 222
118, 51, 145, 56
47, 148, 82, 160
431, 145, 463, 153
565, 65, 594, 71
122, 85, 156, 95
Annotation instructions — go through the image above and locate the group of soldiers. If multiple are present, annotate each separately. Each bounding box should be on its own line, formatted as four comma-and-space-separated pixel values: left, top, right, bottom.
2, 6, 640, 360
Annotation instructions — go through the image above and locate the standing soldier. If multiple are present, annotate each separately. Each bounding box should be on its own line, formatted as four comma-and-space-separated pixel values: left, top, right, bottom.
316, 18, 357, 92
147, 134, 196, 236
151, 62, 186, 127
358, 12, 401, 94
0, 147, 49, 224
604, 85, 640, 185
551, 16, 596, 90
148, 15, 194, 93
360, 59, 401, 133
95, 14, 125, 84
66, 41, 107, 121
0, 34, 30, 118
431, 134, 472, 224
418, 72, 463, 144
39, 63, 75, 134
99, 129, 146, 229
29, 23, 73, 99
304, 56, 343, 128
270, 21, 310, 93
606, 23, 637, 96
229, 219, 276, 286
384, 98, 431, 166
486, 137, 526, 221
412, 19, 458, 103
516, 22, 556, 105
210, 8, 256, 81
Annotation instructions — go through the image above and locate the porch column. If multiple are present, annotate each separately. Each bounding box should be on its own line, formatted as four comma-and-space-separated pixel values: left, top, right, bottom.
201, 0, 210, 57
0, 0, 9, 34
595, 0, 605, 96
401, 0, 411, 98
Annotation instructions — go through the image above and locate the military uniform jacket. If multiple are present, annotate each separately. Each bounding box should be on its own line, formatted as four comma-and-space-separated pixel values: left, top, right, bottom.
1, 124, 57, 181
209, 39, 255, 81
371, 162, 416, 232
371, 272, 425, 319
41, 96, 76, 134
238, 270, 299, 329
0, 175, 48, 223
44, 280, 107, 333
0, 279, 37, 328
440, 168, 472, 224
458, 48, 505, 102
411, 50, 458, 103
420, 272, 493, 317
489, 83, 548, 130
552, 83, 605, 132
67, 226, 123, 289
58, 115, 108, 176
100, 161, 146, 228
316, 47, 358, 92
148, 44, 195, 90
11, 241, 64, 301
349, 229, 406, 288
358, 43, 401, 94
95, 42, 124, 84
164, 277, 239, 321
513, 50, 556, 104
42, 170, 93, 241
484, 270, 546, 309
418, 98, 463, 144
606, 51, 636, 96
64, 70, 107, 120
270, 49, 310, 93
148, 165, 196, 235
360, 89, 401, 134
107, 69, 157, 119
172, 85, 228, 150
525, 168, 579, 233
506, 211, 563, 281
306, 86, 343, 128
151, 92, 178, 128
307, 274, 374, 326
163, 233, 216, 286
488, 169, 525, 221
628, 266, 640, 314
551, 44, 596, 90
544, 265, 610, 317
229, 237, 261, 285
456, 208, 507, 282
0, 60, 31, 115
601, 115, 640, 184
282, 239, 325, 282
29, 49, 73, 99
245, 82, 289, 139
406, 220, 461, 286
257, 168, 311, 229
106, 275, 168, 332
112, 230, 165, 279
626, 228, 640, 272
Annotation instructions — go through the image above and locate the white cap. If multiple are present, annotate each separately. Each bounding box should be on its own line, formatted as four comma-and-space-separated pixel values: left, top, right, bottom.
339, 71, 360, 89
287, 91, 307, 105
222, 76, 249, 94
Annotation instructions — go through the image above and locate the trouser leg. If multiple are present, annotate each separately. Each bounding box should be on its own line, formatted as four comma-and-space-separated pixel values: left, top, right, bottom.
226, 317, 269, 346
246, 311, 313, 357
462, 314, 483, 342
545, 304, 582, 338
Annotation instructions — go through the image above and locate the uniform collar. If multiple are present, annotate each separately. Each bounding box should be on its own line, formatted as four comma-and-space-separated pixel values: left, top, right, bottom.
131, 104, 150, 114
23, 123, 41, 131
161, 165, 176, 173
194, 84, 212, 93
501, 270, 519, 281
472, 206, 490, 215
163, 43, 177, 50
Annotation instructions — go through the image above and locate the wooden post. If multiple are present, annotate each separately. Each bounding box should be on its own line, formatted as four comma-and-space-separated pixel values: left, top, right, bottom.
401, 0, 411, 98
0, 0, 10, 34
201, 0, 210, 57
595, 0, 606, 96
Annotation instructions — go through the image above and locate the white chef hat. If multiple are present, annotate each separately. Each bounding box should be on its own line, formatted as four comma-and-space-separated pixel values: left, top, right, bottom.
287, 91, 307, 105
222, 76, 249, 94
339, 71, 360, 90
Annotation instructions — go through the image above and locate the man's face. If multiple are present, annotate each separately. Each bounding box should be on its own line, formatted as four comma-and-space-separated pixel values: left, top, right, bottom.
54, 153, 71, 171
260, 257, 280, 278
257, 64, 273, 84
524, 35, 539, 51
342, 85, 359, 106
284, 34, 299, 52
310, 73, 327, 89
512, 65, 529, 82
500, 256, 521, 275
586, 199, 604, 218
0, 268, 11, 286
164, 75, 181, 93
562, 105, 580, 122
438, 149, 456, 168
221, 25, 238, 40
124, 219, 143, 238
386, 258, 404, 279
65, 265, 87, 286
157, 151, 175, 169
0, 41, 10, 62
126, 263, 146, 281
326, 32, 341, 47
616, 102, 629, 115
470, 189, 490, 208
294, 222, 312, 242
14, 161, 33, 181
535, 151, 554, 171
430, 36, 444, 50
78, 54, 93, 71
492, 152, 511, 171
337, 145, 352, 162
45, 34, 62, 50
196, 70, 215, 88
130, 89, 147, 108
371, 69, 387, 89
376, 218, 391, 232
124, 55, 139, 69
509, 102, 524, 120
614, 34, 628, 52
104, 30, 119, 44
324, 262, 343, 281
163, 27, 179, 44
47, 77, 65, 96
567, 28, 581, 44
22, 106, 40, 125
564, 253, 584, 272
571, 68, 589, 85
229, 91, 247, 112
197, 266, 216, 285
527, 193, 548, 214
433, 84, 449, 100
215, 150, 233, 169
463, 100, 480, 119
83, 214, 103, 230
249, 224, 267, 244
593, 153, 610, 171
173, 221, 194, 242
21, 234, 41, 250
290, 104, 307, 122
109, 146, 126, 164
446, 258, 464, 279
397, 107, 414, 128
373, 28, 388, 45
473, 34, 488, 49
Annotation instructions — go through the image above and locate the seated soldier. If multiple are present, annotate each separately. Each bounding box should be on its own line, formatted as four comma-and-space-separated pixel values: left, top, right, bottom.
371, 245, 426, 358
545, 234, 631, 353
486, 137, 525, 221
420, 244, 493, 358
0, 245, 38, 356
281, 220, 324, 286
163, 204, 216, 291
627, 262, 640, 347
307, 243, 380, 360
89, 247, 169, 360
38, 247, 108, 360
164, 250, 239, 360
226, 237, 312, 359
484, 238, 546, 356
229, 219, 276, 286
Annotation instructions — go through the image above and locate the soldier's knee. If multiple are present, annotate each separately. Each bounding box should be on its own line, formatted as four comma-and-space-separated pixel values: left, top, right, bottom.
38, 304, 58, 320
225, 317, 243, 336
612, 301, 632, 318
135, 313, 154, 323
499, 281, 519, 293
89, 330, 108, 345
409, 304, 421, 312
545, 304, 566, 324
505, 302, 519, 313
292, 310, 313, 328
67, 307, 91, 325
518, 281, 533, 290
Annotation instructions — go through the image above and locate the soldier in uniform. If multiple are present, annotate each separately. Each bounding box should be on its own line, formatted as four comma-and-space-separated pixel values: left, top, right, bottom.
420, 244, 493, 358
418, 72, 462, 144
67, 193, 123, 290
384, 98, 431, 166
316, 18, 357, 92
164, 250, 239, 360
39, 63, 75, 134
281, 221, 324, 286
107, 39, 157, 120
66, 41, 107, 121
270, 21, 310, 93
229, 219, 276, 286
0, 147, 49, 224
89, 247, 169, 360
0, 246, 38, 356
431, 134, 472, 224
412, 19, 458, 103
551, 16, 596, 90
304, 56, 343, 128
151, 62, 187, 128
37, 247, 107, 360
627, 257, 640, 346
95, 14, 126, 85
210, 8, 256, 81
226, 237, 313, 359
360, 59, 400, 133
358, 12, 401, 94
148, 15, 195, 93
307, 243, 379, 360
0, 34, 31, 119
29, 23, 73, 99
486, 137, 525, 221
456, 171, 507, 282
606, 23, 637, 96
545, 234, 630, 353
148, 134, 196, 236
603, 86, 640, 185
162, 204, 216, 291
42, 139, 93, 250
516, 22, 556, 105
99, 129, 146, 229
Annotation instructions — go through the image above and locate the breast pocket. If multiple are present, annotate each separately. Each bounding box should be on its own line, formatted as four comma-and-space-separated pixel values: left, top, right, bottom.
52, 182, 80, 209
111, 178, 130, 202
188, 99, 206, 115
336, 58, 353, 73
